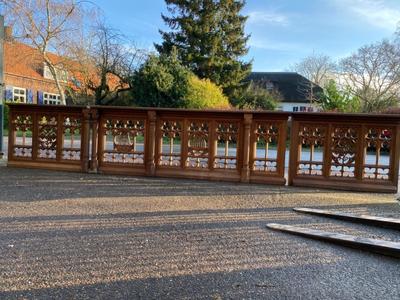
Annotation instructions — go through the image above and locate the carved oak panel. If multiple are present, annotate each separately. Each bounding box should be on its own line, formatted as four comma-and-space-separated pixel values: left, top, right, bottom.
186, 120, 209, 168
158, 120, 182, 167
297, 124, 326, 176
102, 118, 145, 165
214, 122, 239, 169
363, 127, 392, 181
251, 122, 280, 173
62, 116, 82, 161
12, 114, 33, 158
330, 126, 358, 178
37, 115, 58, 160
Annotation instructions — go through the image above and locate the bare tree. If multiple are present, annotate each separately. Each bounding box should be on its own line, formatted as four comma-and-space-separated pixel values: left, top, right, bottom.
291, 52, 336, 87
1, 0, 87, 105
340, 40, 400, 112
290, 52, 336, 105
68, 22, 147, 105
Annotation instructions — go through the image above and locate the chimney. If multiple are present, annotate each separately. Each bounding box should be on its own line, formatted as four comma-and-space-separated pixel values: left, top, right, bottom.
4, 26, 13, 41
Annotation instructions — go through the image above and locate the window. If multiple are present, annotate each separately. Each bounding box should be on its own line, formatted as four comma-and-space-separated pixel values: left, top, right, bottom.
265, 81, 274, 91
43, 64, 68, 82
13, 87, 26, 103
43, 92, 61, 105
293, 107, 299, 112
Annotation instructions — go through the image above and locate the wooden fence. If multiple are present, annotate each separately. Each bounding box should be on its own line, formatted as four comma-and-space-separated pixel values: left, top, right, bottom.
7, 104, 400, 193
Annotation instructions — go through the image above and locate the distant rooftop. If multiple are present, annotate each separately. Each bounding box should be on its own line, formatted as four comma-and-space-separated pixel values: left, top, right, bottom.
248, 72, 323, 103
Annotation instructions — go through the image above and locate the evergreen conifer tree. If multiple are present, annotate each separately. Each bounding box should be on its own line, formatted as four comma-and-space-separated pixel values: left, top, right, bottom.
155, 0, 252, 99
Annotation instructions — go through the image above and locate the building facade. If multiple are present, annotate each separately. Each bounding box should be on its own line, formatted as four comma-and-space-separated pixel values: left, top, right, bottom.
248, 72, 323, 112
3, 26, 71, 106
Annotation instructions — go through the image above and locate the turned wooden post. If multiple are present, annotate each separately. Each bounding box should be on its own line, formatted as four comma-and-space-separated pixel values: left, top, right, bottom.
89, 108, 99, 173
81, 108, 91, 173
146, 110, 157, 176
241, 113, 252, 183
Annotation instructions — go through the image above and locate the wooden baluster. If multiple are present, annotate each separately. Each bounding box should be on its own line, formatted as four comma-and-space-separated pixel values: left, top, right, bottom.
8, 110, 15, 161
355, 125, 364, 181
90, 109, 99, 173
209, 120, 216, 171
241, 113, 252, 183
81, 108, 91, 173
277, 121, 288, 179
390, 124, 400, 189
288, 119, 300, 186
146, 110, 157, 176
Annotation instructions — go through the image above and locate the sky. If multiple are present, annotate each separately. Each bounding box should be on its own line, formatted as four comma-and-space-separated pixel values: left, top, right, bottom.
92, 0, 400, 71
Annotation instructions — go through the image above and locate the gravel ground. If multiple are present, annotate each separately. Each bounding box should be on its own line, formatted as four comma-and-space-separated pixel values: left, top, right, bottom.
0, 164, 399, 299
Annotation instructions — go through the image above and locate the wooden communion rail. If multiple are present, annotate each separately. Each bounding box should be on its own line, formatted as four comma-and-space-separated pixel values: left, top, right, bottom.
7, 104, 400, 193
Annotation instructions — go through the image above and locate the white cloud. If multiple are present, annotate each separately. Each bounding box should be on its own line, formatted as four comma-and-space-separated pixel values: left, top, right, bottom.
333, 0, 400, 31
247, 11, 289, 26
248, 38, 300, 52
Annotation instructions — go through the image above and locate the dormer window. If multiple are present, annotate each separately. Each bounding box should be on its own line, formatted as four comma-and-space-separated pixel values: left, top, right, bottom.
266, 81, 274, 91
43, 63, 68, 82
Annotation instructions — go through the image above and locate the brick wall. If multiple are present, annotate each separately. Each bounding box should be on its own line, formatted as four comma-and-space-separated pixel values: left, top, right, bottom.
5, 73, 65, 104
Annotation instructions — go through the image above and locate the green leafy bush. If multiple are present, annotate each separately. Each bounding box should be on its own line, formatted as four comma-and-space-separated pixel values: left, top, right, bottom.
185, 76, 230, 109
132, 51, 230, 109
131, 52, 191, 108
317, 80, 360, 112
232, 82, 279, 110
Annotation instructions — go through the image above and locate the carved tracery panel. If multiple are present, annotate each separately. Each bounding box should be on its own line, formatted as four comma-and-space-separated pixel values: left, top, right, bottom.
330, 126, 358, 178
251, 122, 280, 173
37, 115, 58, 159
297, 124, 326, 176
102, 118, 145, 165
186, 121, 209, 168
12, 114, 33, 158
62, 116, 82, 161
158, 120, 182, 167
363, 127, 392, 180
214, 122, 239, 169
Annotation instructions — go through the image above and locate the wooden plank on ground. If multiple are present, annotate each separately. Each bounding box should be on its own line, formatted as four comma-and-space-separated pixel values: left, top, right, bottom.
293, 207, 400, 230
267, 223, 400, 258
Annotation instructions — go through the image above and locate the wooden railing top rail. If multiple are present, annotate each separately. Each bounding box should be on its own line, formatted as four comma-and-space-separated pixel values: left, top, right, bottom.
291, 112, 400, 123
8, 104, 400, 122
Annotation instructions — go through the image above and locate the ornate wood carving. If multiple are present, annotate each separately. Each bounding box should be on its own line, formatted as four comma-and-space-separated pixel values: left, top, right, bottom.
62, 116, 81, 161
186, 120, 209, 168
363, 127, 392, 180
102, 118, 146, 165
330, 126, 358, 178
12, 114, 33, 158
251, 122, 280, 173
214, 122, 239, 169
158, 120, 182, 167
297, 124, 326, 176
37, 115, 58, 159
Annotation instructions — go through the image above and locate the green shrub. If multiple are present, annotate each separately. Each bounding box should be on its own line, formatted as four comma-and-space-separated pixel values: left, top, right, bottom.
131, 52, 191, 108
232, 82, 279, 110
317, 80, 360, 112
185, 76, 230, 109
132, 50, 230, 109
